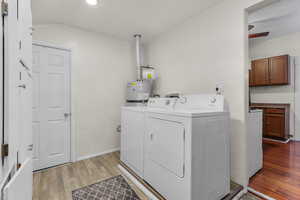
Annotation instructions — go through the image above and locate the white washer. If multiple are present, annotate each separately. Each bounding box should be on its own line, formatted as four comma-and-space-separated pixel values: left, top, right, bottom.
144, 94, 230, 200
121, 105, 146, 178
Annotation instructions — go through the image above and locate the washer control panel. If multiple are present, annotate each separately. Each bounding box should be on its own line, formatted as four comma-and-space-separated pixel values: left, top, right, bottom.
148, 98, 177, 109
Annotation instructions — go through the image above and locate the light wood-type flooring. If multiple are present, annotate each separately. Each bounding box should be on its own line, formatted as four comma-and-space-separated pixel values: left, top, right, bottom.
33, 151, 260, 200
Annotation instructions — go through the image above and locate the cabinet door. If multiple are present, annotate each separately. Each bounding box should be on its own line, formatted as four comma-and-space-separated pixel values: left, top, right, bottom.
269, 55, 289, 85
252, 58, 269, 86
264, 114, 285, 138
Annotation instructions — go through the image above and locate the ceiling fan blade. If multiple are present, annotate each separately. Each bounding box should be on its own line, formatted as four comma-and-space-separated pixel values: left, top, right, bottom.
249, 32, 270, 38
248, 25, 255, 31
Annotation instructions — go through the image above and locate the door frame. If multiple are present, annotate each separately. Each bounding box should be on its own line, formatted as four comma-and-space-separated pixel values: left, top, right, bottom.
32, 40, 76, 163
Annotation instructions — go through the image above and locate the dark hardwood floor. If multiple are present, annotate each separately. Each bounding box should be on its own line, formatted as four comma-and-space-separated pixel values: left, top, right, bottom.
249, 139, 300, 200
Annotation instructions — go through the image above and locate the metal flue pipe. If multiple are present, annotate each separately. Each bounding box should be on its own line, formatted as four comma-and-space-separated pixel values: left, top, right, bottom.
134, 34, 142, 80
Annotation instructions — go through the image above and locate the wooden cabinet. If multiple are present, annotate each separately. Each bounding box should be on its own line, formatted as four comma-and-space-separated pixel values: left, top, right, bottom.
269, 55, 289, 85
264, 112, 285, 138
249, 55, 289, 87
250, 104, 290, 141
251, 58, 269, 86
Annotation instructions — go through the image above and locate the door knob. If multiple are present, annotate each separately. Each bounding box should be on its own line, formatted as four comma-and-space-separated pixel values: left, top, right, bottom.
64, 113, 71, 118
150, 133, 154, 141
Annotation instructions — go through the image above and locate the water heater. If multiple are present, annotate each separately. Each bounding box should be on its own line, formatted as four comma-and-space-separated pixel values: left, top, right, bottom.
125, 35, 155, 105
126, 80, 152, 103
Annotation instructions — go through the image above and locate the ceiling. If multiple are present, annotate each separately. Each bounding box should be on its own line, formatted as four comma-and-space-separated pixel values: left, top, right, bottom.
248, 0, 300, 40
32, 0, 224, 41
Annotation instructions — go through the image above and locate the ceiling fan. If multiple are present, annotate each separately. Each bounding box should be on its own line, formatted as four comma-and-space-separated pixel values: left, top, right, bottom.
248, 25, 269, 39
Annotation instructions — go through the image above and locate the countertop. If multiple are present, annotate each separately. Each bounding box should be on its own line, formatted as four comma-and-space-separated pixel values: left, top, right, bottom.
250, 103, 290, 109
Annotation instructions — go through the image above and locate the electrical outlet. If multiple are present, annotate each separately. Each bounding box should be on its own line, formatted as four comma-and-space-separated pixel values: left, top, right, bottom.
116, 125, 121, 133
215, 83, 224, 95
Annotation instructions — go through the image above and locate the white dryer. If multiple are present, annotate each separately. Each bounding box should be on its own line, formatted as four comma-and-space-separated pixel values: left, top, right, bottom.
144, 95, 230, 200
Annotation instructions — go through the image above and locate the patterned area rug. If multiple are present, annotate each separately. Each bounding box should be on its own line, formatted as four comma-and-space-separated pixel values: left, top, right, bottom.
72, 175, 141, 200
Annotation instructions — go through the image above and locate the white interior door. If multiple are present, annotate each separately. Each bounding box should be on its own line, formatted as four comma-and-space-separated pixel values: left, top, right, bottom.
3, 159, 33, 200
2, 0, 33, 199
32, 44, 71, 170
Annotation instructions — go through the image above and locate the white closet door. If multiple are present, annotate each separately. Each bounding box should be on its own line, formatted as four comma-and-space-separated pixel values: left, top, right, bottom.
3, 159, 33, 200
4, 0, 21, 171
32, 44, 71, 170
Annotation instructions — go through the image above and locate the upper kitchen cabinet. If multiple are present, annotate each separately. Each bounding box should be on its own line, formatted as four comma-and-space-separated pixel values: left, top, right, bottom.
249, 55, 289, 87
251, 58, 269, 86
269, 55, 289, 85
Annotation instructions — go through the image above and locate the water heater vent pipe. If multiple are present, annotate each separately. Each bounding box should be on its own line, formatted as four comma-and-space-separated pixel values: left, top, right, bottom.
134, 34, 142, 80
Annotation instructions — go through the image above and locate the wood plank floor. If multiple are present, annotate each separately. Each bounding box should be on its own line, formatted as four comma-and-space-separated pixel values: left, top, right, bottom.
33, 151, 259, 200
249, 140, 300, 200
33, 152, 148, 200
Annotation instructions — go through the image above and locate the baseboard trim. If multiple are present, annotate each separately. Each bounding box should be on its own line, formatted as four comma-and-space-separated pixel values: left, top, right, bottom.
76, 148, 120, 161
118, 164, 160, 200
232, 188, 247, 200
291, 138, 300, 142
263, 137, 290, 144
248, 187, 275, 200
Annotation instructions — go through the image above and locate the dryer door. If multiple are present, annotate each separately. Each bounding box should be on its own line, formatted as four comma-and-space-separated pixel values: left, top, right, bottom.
146, 117, 185, 178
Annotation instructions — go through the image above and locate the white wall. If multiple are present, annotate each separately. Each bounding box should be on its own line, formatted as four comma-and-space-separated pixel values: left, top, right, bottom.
33, 24, 135, 160
146, 0, 264, 186
250, 31, 300, 140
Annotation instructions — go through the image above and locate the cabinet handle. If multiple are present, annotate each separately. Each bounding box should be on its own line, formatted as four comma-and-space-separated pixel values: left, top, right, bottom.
18, 84, 26, 89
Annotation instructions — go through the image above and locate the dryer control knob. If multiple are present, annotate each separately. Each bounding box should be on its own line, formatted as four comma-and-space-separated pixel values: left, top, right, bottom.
210, 97, 217, 103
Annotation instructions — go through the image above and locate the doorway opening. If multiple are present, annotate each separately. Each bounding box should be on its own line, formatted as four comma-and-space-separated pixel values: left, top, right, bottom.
247, 0, 300, 199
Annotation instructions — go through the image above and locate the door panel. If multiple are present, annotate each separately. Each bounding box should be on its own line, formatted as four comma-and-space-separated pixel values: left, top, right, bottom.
19, 0, 32, 71
32, 44, 71, 170
46, 122, 65, 156
18, 67, 33, 163
146, 117, 185, 178
252, 58, 269, 86
269, 55, 289, 85
32, 46, 42, 169
32, 123, 40, 162
264, 114, 285, 138
47, 73, 65, 108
